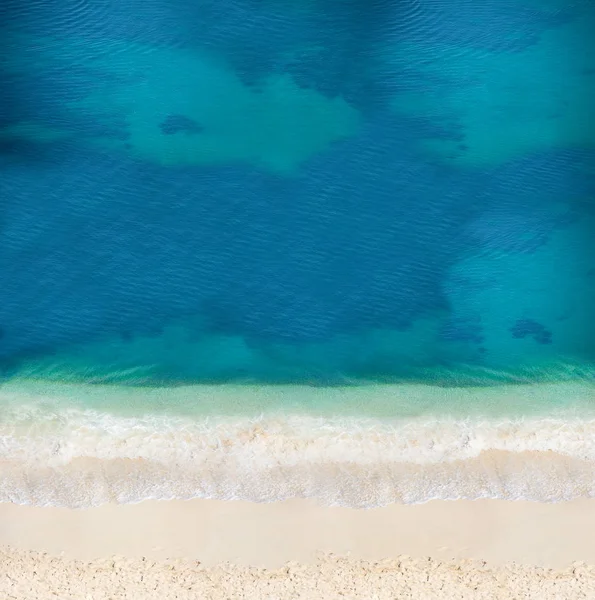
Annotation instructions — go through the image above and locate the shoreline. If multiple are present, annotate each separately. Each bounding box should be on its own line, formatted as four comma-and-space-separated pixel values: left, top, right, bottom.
3, 379, 595, 596
3, 450, 595, 508
3, 378, 595, 419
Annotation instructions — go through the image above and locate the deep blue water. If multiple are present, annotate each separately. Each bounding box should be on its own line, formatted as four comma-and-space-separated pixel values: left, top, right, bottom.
0, 0, 594, 385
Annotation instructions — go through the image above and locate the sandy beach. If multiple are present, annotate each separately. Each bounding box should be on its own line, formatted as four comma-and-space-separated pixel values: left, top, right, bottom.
2, 378, 595, 598
2, 497, 595, 598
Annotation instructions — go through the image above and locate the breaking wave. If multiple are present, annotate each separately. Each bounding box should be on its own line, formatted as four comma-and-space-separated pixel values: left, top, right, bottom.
1, 380, 594, 508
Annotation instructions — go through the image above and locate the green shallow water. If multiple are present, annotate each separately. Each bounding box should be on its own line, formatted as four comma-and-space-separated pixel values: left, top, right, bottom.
3, 370, 595, 421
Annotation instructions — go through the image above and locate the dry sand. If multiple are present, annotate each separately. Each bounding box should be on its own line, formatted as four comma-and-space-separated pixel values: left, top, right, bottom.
2, 498, 595, 598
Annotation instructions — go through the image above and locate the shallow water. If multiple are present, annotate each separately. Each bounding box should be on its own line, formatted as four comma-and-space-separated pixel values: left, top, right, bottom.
0, 0, 594, 506
0, 379, 594, 507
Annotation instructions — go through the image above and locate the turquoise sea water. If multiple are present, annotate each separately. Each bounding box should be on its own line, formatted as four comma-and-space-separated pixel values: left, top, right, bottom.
0, 0, 594, 506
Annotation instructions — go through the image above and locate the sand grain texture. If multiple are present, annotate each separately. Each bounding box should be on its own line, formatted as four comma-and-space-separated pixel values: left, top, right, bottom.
3, 498, 595, 599
2, 549, 595, 600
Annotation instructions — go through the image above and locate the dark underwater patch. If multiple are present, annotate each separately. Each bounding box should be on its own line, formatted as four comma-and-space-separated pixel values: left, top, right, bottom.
159, 114, 204, 136
510, 319, 553, 345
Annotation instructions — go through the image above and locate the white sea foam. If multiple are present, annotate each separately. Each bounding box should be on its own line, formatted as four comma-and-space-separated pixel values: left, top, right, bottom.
0, 380, 594, 507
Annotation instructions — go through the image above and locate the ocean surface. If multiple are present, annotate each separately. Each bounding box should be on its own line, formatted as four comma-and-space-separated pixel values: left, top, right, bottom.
0, 0, 594, 507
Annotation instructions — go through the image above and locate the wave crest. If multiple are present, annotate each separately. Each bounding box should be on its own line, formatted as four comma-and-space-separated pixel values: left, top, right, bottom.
1, 386, 595, 507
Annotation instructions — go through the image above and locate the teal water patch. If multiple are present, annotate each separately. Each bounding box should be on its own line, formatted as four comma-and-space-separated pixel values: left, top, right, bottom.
7, 213, 594, 390
1, 2, 594, 391
388, 8, 595, 167
0, 30, 360, 174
